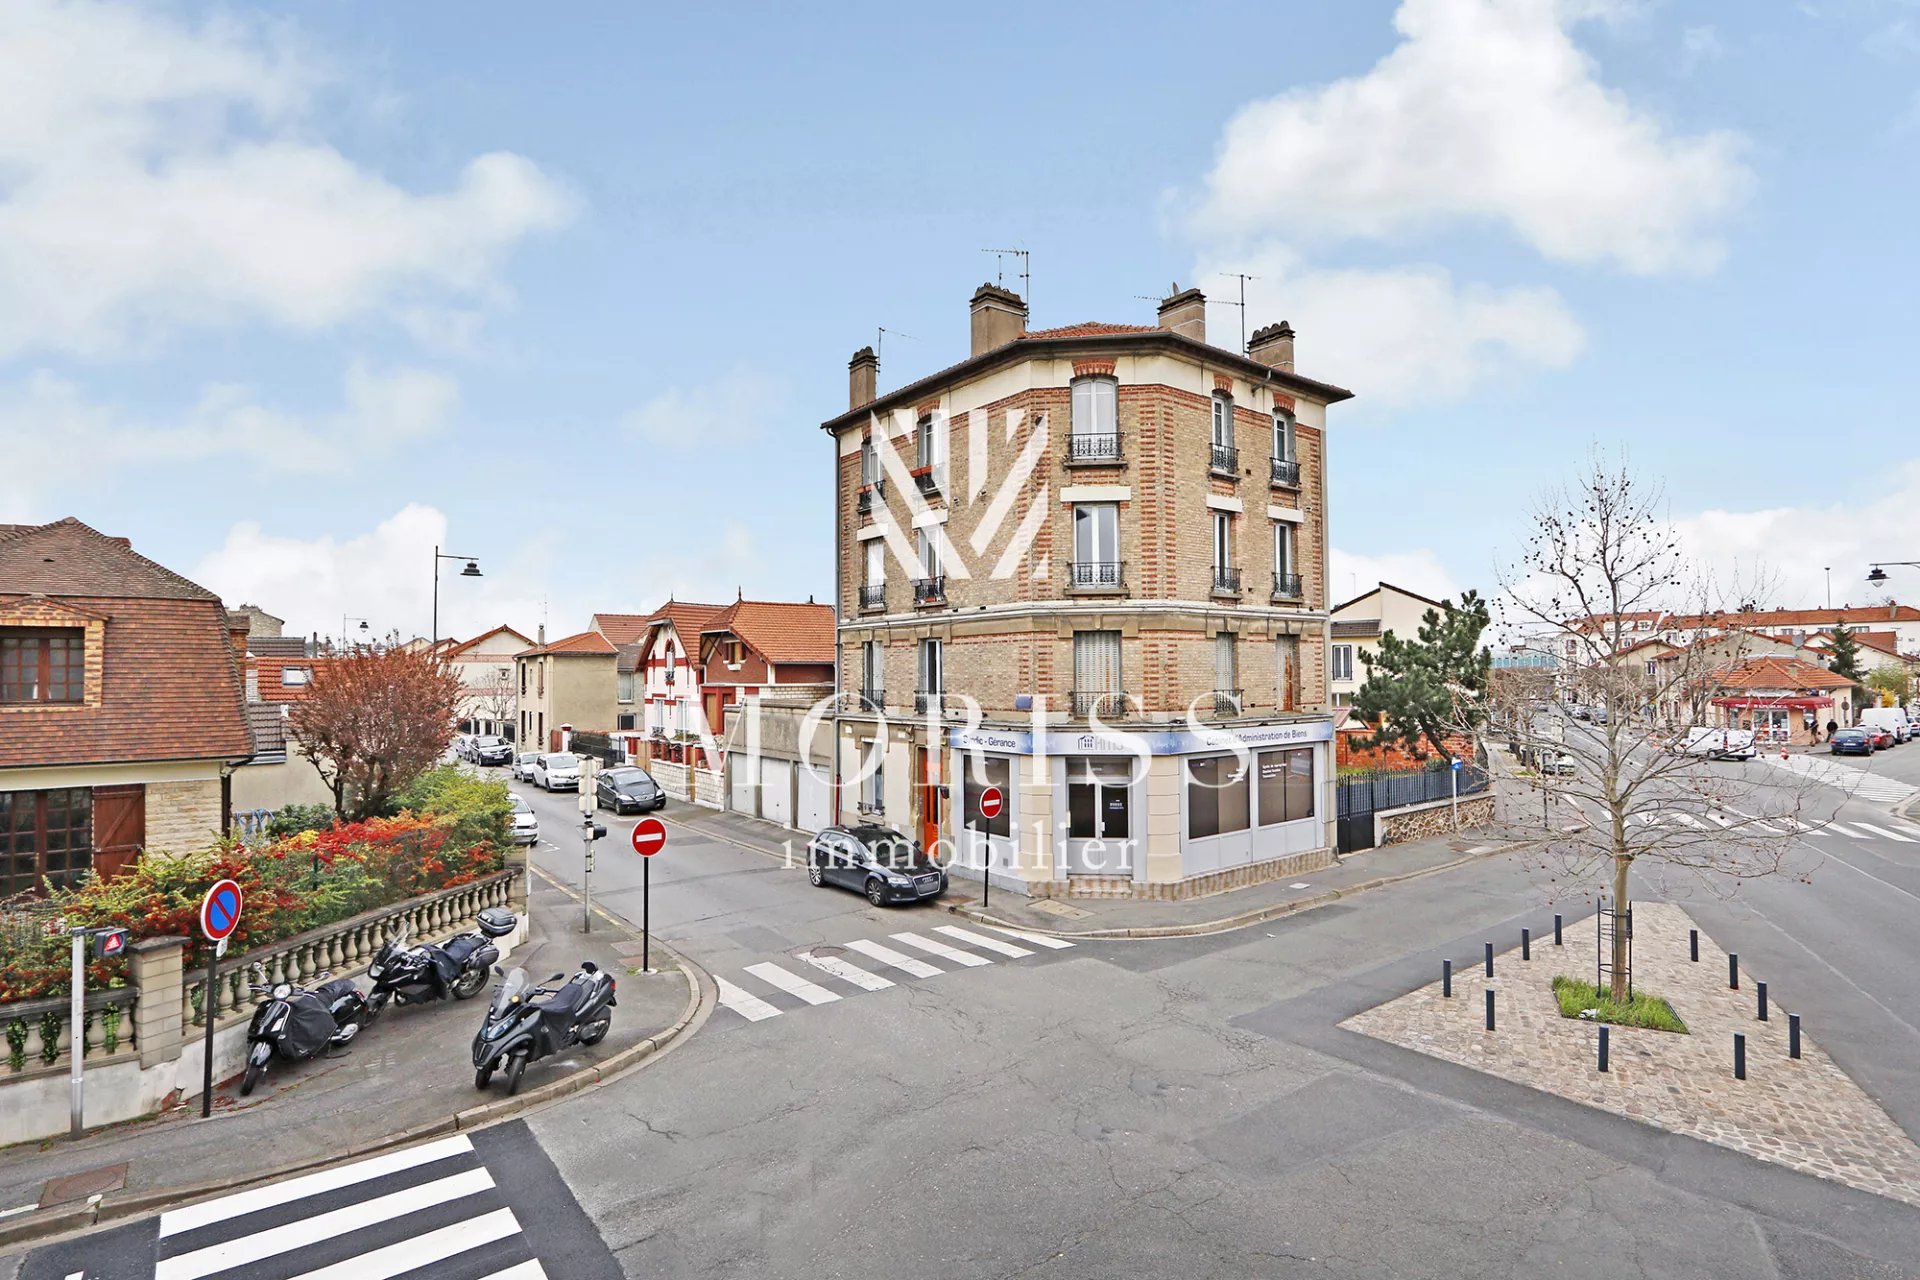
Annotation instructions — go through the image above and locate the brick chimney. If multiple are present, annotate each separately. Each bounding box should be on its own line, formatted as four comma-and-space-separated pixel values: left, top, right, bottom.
848, 346, 878, 410
1248, 321, 1295, 371
1157, 286, 1206, 343
970, 283, 1027, 356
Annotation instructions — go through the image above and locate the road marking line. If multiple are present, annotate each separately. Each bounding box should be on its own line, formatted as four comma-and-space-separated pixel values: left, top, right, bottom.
281, 1206, 521, 1280
981, 925, 1075, 950
158, 1135, 474, 1237
797, 950, 894, 991
844, 938, 944, 978
743, 962, 841, 1005
1706, 813, 1735, 829
477, 1263, 550, 1280
935, 925, 1033, 957
892, 931, 992, 967
1851, 822, 1916, 843
157, 1168, 494, 1280
1670, 812, 1706, 829
1826, 823, 1870, 839
713, 976, 783, 1021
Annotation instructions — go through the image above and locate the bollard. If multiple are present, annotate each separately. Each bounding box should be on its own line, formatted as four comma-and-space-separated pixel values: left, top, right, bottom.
1729, 952, 1739, 990
1485, 988, 1495, 1032
1554, 913, 1563, 946
1485, 942, 1494, 978
1789, 1014, 1801, 1060
1757, 981, 1768, 1022
1598, 1025, 1609, 1073
1734, 1032, 1747, 1080
1522, 928, 1531, 961
1443, 958, 1452, 998
1690, 928, 1698, 962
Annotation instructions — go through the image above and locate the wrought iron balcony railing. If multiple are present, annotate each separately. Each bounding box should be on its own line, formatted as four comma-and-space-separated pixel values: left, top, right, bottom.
1212, 566, 1241, 595
1065, 432, 1123, 465
912, 575, 947, 606
1209, 442, 1239, 475
858, 584, 885, 611
913, 468, 941, 496
1272, 571, 1303, 601
1210, 688, 1243, 716
914, 690, 947, 716
1068, 560, 1125, 593
1069, 689, 1130, 719
847, 688, 884, 713
1270, 457, 1300, 487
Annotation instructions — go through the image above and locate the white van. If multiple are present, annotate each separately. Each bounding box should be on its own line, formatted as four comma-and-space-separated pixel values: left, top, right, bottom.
1678, 727, 1757, 761
1860, 707, 1912, 744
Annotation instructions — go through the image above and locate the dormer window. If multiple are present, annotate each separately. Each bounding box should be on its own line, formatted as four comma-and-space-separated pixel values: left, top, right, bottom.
280, 666, 311, 688
1, 629, 83, 704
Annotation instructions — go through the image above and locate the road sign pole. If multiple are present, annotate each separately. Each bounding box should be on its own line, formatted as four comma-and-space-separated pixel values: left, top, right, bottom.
69, 931, 84, 1136
643, 851, 651, 972
1451, 761, 1459, 830
199, 941, 218, 1118
583, 819, 595, 936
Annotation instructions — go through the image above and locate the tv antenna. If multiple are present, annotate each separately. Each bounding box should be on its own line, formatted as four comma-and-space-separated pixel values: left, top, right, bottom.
876, 326, 918, 367
1216, 272, 1259, 353
982, 247, 1031, 311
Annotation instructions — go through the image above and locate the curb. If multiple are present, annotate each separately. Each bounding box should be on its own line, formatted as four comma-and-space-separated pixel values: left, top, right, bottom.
0, 872, 714, 1254
945, 837, 1541, 941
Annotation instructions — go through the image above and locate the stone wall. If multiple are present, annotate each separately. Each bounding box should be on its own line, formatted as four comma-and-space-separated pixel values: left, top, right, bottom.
1378, 794, 1495, 846
1023, 844, 1336, 901
144, 777, 222, 852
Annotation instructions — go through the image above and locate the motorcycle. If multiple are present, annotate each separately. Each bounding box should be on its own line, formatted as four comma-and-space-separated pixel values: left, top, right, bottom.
239, 973, 370, 1096
472, 961, 617, 1096
365, 908, 518, 1014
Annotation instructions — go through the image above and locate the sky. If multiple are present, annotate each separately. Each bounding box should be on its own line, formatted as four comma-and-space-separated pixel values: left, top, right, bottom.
2, 0, 1917, 645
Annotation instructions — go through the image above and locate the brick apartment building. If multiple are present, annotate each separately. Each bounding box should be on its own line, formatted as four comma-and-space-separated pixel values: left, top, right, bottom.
824, 283, 1352, 899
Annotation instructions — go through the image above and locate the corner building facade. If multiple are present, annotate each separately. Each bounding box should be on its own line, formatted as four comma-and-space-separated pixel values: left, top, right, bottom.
825, 284, 1353, 900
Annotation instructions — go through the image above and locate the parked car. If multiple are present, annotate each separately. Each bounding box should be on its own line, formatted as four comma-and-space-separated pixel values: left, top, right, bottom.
468, 734, 514, 766
450, 734, 474, 761
596, 766, 665, 814
1590, 705, 1610, 725
806, 825, 948, 907
509, 794, 539, 846
1860, 708, 1910, 744
1570, 704, 1591, 721
531, 751, 582, 791
1546, 752, 1578, 776
1677, 727, 1757, 761
1861, 724, 1896, 751
511, 751, 543, 782
1831, 727, 1874, 756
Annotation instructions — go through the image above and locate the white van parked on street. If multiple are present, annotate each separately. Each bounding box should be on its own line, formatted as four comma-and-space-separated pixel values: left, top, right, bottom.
1860, 707, 1912, 744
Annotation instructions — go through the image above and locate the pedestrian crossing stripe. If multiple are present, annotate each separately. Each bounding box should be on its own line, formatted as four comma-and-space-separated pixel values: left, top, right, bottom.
934, 924, 1033, 957
797, 948, 894, 991
893, 931, 993, 966
286, 1206, 524, 1280
742, 962, 840, 1005
844, 937, 944, 978
982, 924, 1076, 950
713, 975, 782, 1022
159, 1135, 477, 1237
1852, 822, 1916, 843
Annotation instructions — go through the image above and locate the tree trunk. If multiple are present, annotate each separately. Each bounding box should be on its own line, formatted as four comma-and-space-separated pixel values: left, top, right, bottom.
1610, 854, 1631, 1002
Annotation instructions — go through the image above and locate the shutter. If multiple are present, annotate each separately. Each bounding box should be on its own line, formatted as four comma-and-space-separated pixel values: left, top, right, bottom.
91, 783, 145, 881
1074, 631, 1121, 692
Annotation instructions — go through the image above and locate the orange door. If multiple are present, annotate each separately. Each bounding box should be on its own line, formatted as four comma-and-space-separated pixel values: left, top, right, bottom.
917, 748, 943, 855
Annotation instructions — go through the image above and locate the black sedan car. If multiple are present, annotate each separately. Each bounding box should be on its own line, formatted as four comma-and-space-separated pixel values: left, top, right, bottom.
807, 825, 947, 907
595, 766, 666, 814
469, 735, 514, 767
1831, 727, 1874, 756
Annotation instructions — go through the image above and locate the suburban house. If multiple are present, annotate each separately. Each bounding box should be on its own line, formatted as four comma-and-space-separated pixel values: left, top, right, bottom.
443, 624, 534, 739
1700, 656, 1861, 746
0, 518, 252, 892
698, 598, 836, 830
636, 601, 725, 746
826, 282, 1348, 899
1805, 628, 1920, 684
1575, 604, 1920, 656
589, 612, 654, 732
514, 630, 619, 752
1327, 582, 1456, 709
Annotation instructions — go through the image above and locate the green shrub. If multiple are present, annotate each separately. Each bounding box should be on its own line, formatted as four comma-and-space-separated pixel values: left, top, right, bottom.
390, 765, 512, 851
267, 803, 336, 839
1550, 975, 1688, 1033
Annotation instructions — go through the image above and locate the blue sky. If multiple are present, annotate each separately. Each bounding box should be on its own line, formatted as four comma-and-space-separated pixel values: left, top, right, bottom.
3, 0, 1917, 642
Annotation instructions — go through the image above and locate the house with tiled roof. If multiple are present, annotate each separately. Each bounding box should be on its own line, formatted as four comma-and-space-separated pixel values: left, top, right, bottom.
0, 518, 252, 891
513, 629, 619, 752
1804, 627, 1920, 682
697, 598, 837, 827
441, 623, 533, 739
633, 600, 726, 740
1701, 655, 1863, 747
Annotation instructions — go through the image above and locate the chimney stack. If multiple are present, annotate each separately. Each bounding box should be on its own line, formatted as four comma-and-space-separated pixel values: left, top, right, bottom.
1157, 286, 1206, 343
848, 346, 878, 410
969, 283, 1027, 356
1248, 321, 1295, 371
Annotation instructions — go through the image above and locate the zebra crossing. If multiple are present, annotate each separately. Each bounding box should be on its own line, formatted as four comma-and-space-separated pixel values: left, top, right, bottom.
147, 1134, 558, 1280
1757, 752, 1920, 804
712, 923, 1076, 1024
1635, 810, 1920, 842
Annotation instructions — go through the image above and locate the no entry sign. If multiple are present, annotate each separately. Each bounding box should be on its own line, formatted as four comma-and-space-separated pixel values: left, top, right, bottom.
978, 786, 1005, 820
631, 817, 668, 857
199, 878, 243, 942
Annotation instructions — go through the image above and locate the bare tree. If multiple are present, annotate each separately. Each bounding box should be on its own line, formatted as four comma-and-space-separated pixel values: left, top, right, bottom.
1492, 458, 1816, 999
471, 666, 517, 739
291, 642, 464, 820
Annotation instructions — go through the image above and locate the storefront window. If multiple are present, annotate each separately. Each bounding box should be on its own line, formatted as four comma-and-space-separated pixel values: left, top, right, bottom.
962, 755, 1012, 838
1257, 748, 1316, 825
1186, 755, 1250, 839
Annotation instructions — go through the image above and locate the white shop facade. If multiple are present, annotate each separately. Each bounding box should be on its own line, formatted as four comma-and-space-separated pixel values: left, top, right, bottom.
943, 718, 1336, 900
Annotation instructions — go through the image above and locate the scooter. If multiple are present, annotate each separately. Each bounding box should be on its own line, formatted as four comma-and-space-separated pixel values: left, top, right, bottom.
365, 907, 517, 1014
472, 961, 617, 1096
239, 973, 370, 1096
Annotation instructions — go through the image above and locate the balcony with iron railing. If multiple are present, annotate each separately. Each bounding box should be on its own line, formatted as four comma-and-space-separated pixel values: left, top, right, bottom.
858, 584, 886, 612
846, 688, 885, 713
1211, 565, 1241, 597
856, 480, 884, 514
1069, 689, 1130, 719
914, 690, 948, 716
1272, 571, 1303, 601
913, 467, 941, 496
912, 575, 947, 607
1210, 688, 1244, 716
1064, 432, 1124, 467
1068, 560, 1126, 595
1209, 442, 1239, 477
1270, 456, 1300, 488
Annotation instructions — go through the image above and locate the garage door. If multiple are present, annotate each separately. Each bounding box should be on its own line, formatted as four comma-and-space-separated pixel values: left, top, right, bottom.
761, 758, 794, 827
727, 753, 757, 817
797, 765, 832, 833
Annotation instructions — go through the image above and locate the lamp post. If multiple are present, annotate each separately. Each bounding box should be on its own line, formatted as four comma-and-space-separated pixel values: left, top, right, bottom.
1866, 562, 1920, 587
430, 545, 483, 648
340, 615, 370, 652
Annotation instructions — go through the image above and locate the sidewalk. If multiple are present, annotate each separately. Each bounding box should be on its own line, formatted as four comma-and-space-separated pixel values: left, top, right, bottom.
0, 870, 699, 1248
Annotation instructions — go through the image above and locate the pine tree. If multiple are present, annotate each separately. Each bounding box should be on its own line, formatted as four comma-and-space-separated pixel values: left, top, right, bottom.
1351, 590, 1493, 761
1826, 622, 1868, 684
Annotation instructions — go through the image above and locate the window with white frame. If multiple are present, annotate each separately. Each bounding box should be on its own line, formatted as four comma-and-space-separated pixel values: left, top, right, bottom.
1331, 644, 1355, 683
917, 639, 943, 696
862, 639, 882, 696
1213, 511, 1233, 571
916, 528, 942, 579
1211, 393, 1234, 448
864, 539, 885, 586
617, 671, 635, 703
1073, 630, 1122, 696
1273, 521, 1293, 578
1272, 408, 1296, 462
861, 738, 885, 810
1215, 632, 1238, 692
861, 434, 878, 485
1070, 377, 1116, 439
1073, 503, 1119, 584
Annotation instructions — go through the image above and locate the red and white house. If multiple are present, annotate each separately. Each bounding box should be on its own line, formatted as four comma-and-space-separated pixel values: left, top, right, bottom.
696, 599, 836, 737
635, 600, 726, 759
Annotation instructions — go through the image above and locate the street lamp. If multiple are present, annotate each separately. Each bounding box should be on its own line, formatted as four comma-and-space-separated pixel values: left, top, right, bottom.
1867, 562, 1920, 587
341, 615, 370, 651
430, 545, 483, 648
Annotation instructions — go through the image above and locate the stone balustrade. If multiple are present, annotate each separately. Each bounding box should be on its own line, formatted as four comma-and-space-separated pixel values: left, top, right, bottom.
0, 985, 141, 1080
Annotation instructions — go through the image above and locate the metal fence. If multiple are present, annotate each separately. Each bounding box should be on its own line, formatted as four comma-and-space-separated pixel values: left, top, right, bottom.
1335, 763, 1489, 854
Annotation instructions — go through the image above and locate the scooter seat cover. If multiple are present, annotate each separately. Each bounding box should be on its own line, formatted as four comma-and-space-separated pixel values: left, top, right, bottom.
315, 978, 359, 1005
441, 934, 485, 965
283, 992, 340, 1057
535, 978, 590, 1021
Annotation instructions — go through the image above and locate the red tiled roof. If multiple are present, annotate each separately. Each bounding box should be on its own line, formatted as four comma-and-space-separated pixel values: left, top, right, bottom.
591, 613, 654, 646
638, 602, 727, 658
1578, 605, 1920, 632
1020, 322, 1160, 340
517, 630, 617, 658
0, 521, 251, 768
702, 600, 835, 666
1712, 656, 1859, 692
1808, 629, 1905, 658
252, 655, 327, 703
443, 623, 533, 659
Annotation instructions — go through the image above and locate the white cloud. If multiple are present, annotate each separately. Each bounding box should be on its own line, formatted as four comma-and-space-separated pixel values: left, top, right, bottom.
0, 1, 574, 359
1194, 0, 1752, 275
1330, 546, 1464, 608
622, 369, 786, 453
0, 361, 458, 516
1196, 249, 1584, 406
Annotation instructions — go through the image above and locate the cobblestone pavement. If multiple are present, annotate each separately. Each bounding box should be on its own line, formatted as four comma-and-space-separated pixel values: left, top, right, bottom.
1342, 901, 1920, 1207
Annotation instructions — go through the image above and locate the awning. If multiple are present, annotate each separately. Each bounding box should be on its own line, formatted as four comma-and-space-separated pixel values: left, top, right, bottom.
1711, 695, 1834, 711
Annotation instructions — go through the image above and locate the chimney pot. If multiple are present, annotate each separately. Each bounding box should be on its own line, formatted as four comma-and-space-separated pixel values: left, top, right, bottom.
848, 346, 878, 411
1248, 320, 1296, 371
969, 283, 1027, 357
1157, 286, 1206, 344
